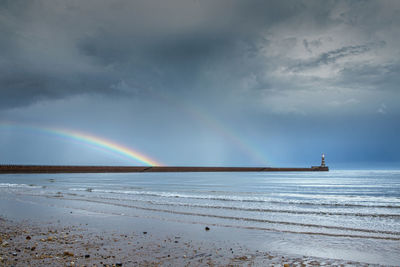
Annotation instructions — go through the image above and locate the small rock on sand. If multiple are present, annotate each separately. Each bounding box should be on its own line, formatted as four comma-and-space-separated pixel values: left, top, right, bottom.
63, 251, 74, 257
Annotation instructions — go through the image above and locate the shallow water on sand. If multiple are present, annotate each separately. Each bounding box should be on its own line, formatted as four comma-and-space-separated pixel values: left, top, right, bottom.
1, 170, 399, 265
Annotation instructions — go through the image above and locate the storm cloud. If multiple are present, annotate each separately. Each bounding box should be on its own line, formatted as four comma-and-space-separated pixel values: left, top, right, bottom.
0, 0, 399, 167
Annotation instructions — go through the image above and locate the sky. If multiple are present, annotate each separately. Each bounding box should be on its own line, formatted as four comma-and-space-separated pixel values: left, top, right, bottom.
0, 0, 399, 168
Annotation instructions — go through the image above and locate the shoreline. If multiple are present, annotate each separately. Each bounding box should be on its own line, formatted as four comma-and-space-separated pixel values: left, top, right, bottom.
0, 192, 385, 267
0, 165, 329, 174
0, 216, 373, 267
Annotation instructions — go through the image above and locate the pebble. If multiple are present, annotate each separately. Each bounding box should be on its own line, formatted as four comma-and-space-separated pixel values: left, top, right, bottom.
205, 227, 210, 231
63, 251, 74, 257
12, 252, 17, 256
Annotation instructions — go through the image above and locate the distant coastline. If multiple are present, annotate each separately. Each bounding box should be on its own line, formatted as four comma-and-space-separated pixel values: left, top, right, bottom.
0, 165, 329, 173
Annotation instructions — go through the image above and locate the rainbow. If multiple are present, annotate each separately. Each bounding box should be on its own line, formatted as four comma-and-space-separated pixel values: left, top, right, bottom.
0, 122, 162, 166
187, 106, 268, 165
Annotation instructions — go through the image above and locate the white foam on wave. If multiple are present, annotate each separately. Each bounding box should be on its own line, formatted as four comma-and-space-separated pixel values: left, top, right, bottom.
0, 183, 41, 188
66, 187, 400, 208
69, 187, 269, 201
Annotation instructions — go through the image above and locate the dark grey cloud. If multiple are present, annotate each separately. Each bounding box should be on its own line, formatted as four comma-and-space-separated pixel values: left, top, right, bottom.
1, 0, 398, 113
303, 39, 323, 53
290, 42, 386, 72
0, 1, 129, 109
0, 64, 126, 109
0, 0, 313, 109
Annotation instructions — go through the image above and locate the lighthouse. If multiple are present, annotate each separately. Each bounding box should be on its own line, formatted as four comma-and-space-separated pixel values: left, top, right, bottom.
321, 153, 326, 167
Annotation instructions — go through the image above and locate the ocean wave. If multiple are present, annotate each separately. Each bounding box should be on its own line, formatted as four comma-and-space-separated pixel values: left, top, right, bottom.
0, 183, 41, 188
51, 196, 400, 237
23, 192, 400, 218
67, 188, 400, 208
76, 194, 400, 218
20, 196, 400, 242
137, 201, 400, 218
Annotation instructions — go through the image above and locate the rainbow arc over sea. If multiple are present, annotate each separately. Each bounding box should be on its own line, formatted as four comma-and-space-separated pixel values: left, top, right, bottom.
0, 122, 162, 166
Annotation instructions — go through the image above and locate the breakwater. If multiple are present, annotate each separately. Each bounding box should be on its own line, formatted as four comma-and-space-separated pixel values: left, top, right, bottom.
0, 165, 329, 173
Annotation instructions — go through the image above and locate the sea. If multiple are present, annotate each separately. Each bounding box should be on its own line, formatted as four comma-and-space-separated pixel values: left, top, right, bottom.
1, 170, 399, 265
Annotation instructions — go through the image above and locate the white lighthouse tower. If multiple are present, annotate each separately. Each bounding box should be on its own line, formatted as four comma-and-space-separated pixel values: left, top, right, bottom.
321, 153, 326, 167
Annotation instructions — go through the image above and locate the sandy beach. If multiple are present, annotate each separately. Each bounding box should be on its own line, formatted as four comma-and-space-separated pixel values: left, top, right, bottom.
1, 215, 374, 267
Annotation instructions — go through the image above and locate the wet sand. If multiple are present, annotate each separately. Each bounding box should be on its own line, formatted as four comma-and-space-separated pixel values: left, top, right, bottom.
0, 215, 376, 267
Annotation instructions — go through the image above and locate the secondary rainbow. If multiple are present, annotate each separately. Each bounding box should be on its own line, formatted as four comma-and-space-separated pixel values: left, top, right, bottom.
155, 93, 268, 165
0, 122, 162, 166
